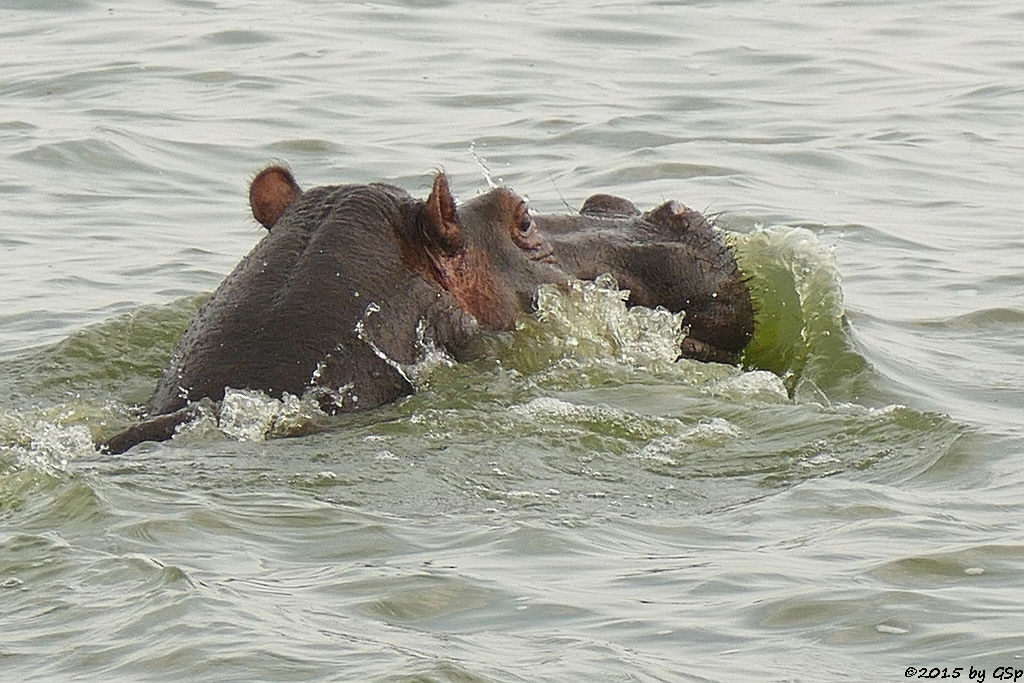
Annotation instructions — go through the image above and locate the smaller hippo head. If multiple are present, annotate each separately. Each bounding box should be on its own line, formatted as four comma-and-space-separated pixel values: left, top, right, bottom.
535, 194, 754, 364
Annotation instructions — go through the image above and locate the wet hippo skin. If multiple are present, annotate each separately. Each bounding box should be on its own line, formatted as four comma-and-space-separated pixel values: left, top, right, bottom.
535, 195, 754, 364
99, 166, 567, 454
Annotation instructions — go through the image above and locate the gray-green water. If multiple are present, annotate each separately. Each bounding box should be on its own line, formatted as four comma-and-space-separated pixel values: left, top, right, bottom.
3, 1, 1023, 680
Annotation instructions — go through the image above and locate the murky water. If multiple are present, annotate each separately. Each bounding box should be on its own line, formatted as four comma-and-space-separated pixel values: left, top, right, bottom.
3, 1, 1024, 680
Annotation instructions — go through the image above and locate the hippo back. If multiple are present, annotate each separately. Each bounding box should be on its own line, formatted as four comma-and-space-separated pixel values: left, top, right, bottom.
148, 183, 459, 415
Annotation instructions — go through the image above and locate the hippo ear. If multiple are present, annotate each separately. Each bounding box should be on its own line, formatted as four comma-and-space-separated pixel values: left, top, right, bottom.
250, 165, 302, 230
420, 173, 464, 256
580, 194, 640, 218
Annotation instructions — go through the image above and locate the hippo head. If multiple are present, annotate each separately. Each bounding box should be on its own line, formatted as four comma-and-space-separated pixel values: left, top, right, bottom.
405, 175, 565, 330
535, 195, 754, 364
250, 166, 565, 332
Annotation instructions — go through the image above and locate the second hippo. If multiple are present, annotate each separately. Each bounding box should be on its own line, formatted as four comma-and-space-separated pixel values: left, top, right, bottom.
535, 195, 754, 364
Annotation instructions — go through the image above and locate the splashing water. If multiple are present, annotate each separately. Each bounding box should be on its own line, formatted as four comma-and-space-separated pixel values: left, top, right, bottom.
354, 302, 456, 387
469, 141, 500, 189
0, 418, 93, 476
214, 389, 322, 442
496, 272, 789, 399
512, 274, 688, 371
354, 302, 415, 388
730, 225, 856, 393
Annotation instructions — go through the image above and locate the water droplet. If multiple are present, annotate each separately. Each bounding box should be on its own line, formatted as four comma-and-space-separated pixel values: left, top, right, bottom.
469, 141, 498, 189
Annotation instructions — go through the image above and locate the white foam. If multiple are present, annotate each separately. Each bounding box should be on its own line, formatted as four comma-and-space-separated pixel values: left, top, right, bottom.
526, 274, 687, 368
217, 389, 321, 442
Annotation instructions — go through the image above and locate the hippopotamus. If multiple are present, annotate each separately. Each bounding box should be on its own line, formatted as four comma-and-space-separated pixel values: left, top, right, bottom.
99, 165, 754, 454
535, 195, 754, 364
99, 166, 568, 454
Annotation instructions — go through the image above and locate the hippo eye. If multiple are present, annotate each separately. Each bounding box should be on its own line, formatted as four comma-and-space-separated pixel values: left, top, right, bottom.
519, 213, 535, 234
511, 199, 548, 255
517, 204, 535, 235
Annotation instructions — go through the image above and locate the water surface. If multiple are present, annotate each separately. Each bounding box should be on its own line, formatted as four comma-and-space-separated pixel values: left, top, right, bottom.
3, 1, 1024, 680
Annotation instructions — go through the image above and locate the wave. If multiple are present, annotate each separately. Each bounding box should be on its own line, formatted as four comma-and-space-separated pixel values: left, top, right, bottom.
0, 224, 970, 508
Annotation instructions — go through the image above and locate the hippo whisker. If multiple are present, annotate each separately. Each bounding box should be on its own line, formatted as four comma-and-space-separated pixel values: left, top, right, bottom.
703, 209, 725, 228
